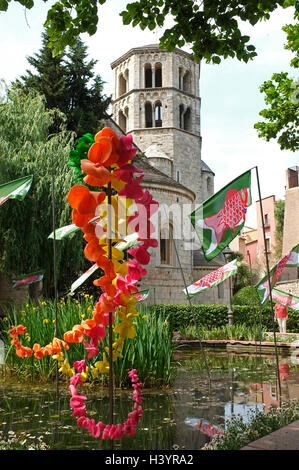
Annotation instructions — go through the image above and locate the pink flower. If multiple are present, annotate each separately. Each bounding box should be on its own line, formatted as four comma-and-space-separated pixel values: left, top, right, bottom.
117, 134, 138, 167
73, 360, 87, 373
127, 260, 147, 281
83, 339, 99, 359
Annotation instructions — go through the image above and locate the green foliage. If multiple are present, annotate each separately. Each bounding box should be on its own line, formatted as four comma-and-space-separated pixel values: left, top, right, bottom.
1, 1, 295, 62
254, 71, 299, 151
19, 33, 111, 137
232, 285, 260, 305
205, 400, 299, 450
274, 199, 285, 257
178, 324, 267, 341
1, 299, 175, 387
152, 303, 299, 333
0, 87, 85, 296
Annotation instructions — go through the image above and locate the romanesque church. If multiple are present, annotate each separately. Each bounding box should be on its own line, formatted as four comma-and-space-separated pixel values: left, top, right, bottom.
108, 44, 230, 305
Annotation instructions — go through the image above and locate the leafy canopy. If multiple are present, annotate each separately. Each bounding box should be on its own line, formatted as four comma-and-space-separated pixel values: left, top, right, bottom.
0, 0, 295, 61
0, 87, 85, 296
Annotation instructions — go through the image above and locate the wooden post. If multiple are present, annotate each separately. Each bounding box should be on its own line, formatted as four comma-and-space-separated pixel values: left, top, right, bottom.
107, 180, 114, 428
255, 166, 281, 402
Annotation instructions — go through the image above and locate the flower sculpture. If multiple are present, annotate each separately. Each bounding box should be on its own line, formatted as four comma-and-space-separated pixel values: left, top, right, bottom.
8, 127, 159, 441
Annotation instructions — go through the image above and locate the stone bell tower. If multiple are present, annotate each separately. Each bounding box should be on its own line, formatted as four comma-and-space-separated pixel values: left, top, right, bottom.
110, 44, 203, 200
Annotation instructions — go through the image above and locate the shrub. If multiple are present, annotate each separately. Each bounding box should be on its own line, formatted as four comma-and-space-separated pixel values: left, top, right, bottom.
151, 303, 299, 333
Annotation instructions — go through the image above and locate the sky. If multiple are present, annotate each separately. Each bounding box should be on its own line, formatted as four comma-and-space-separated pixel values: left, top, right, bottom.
0, 0, 298, 228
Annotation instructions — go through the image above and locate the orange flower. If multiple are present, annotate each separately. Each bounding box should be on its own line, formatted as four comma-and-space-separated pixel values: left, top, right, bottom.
81, 160, 113, 186
9, 325, 27, 338
64, 324, 84, 343
67, 185, 106, 215
88, 137, 113, 164
84, 238, 106, 262
33, 343, 44, 359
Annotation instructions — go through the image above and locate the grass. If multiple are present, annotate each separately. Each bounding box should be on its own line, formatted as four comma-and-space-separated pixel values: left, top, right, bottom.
0, 298, 176, 387
203, 400, 299, 450
178, 324, 267, 342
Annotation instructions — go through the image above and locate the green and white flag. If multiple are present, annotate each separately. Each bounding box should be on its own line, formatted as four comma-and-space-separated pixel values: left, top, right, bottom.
190, 170, 251, 261
271, 287, 299, 311
0, 175, 33, 207
183, 259, 238, 298
133, 289, 150, 302
256, 243, 299, 304
48, 224, 80, 240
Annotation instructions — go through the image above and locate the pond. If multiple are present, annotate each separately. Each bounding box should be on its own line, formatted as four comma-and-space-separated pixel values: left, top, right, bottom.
1, 348, 299, 450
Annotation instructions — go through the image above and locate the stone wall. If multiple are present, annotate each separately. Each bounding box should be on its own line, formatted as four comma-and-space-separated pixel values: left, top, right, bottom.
276, 279, 299, 297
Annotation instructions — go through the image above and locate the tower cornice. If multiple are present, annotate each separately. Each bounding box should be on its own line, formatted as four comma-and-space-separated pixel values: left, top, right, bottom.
112, 86, 201, 105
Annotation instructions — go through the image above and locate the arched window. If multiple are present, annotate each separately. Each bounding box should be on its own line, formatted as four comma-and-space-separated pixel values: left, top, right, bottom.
145, 102, 153, 128
179, 104, 184, 129
184, 107, 191, 131
118, 110, 127, 133
144, 64, 152, 88
118, 73, 127, 96
160, 224, 173, 265
179, 67, 183, 90
154, 101, 162, 127
183, 70, 191, 92
155, 63, 162, 87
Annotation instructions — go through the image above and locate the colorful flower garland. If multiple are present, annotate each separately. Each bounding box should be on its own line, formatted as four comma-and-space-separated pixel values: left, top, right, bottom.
8, 127, 159, 440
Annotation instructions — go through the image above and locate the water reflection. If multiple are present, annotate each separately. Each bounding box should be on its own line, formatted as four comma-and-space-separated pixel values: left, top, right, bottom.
1, 350, 299, 450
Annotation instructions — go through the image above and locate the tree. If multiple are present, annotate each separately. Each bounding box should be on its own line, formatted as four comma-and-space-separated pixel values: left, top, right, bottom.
0, 87, 86, 296
274, 199, 285, 258
64, 37, 111, 136
19, 34, 111, 137
0, 1, 295, 60
254, 12, 299, 151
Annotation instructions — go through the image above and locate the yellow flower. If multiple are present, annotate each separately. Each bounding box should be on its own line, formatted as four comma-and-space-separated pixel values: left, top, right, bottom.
95, 354, 109, 374
67, 368, 75, 378
91, 366, 99, 379
41, 301, 47, 306
25, 304, 29, 308
114, 319, 136, 339
2, 317, 8, 322
59, 360, 71, 374
52, 352, 64, 362
81, 368, 89, 382
43, 319, 49, 325
81, 313, 85, 319
52, 319, 55, 324
142, 315, 147, 319
84, 294, 89, 299
25, 334, 31, 342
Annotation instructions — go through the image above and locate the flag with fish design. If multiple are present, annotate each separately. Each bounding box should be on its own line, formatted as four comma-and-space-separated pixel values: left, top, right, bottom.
256, 243, 299, 304
0, 175, 33, 207
190, 170, 251, 261
182, 259, 238, 298
271, 287, 299, 311
12, 270, 44, 288
132, 289, 149, 302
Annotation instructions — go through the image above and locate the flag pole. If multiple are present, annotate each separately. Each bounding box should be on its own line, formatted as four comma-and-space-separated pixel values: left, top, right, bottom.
107, 179, 114, 437
170, 235, 210, 381
51, 169, 59, 394
255, 166, 281, 401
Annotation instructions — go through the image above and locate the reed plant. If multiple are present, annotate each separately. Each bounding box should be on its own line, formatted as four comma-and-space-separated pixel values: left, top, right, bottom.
178, 324, 267, 342
0, 298, 176, 387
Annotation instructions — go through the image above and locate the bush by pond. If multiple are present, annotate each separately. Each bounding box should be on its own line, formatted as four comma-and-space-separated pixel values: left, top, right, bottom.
0, 297, 176, 387
152, 303, 299, 333
204, 400, 299, 450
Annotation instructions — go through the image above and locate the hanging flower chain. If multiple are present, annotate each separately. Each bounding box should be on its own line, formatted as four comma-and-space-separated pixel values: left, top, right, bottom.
69, 364, 143, 440
8, 127, 159, 441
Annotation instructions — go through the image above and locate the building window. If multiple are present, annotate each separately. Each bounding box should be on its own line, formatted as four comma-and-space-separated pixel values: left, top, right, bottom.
179, 104, 184, 129
265, 237, 271, 253
145, 64, 152, 88
145, 102, 153, 128
217, 282, 224, 299
264, 213, 269, 225
176, 170, 180, 183
160, 224, 173, 265
184, 107, 191, 131
179, 67, 183, 90
154, 101, 163, 127
118, 110, 127, 133
183, 70, 191, 92
155, 63, 162, 87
